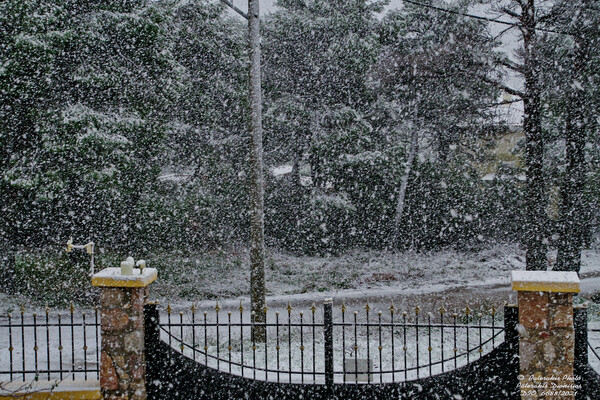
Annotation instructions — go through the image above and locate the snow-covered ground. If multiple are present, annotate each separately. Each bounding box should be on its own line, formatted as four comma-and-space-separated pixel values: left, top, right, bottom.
148, 245, 600, 313
154, 244, 527, 303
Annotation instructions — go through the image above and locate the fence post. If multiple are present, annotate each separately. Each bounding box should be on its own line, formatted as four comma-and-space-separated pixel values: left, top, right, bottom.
144, 302, 160, 346
511, 270, 580, 400
324, 298, 334, 397
502, 304, 520, 399
143, 302, 160, 400
504, 304, 519, 351
92, 266, 158, 400
574, 305, 588, 378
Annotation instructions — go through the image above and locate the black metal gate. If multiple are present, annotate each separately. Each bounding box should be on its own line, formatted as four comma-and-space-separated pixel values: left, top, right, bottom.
575, 307, 600, 400
144, 302, 522, 399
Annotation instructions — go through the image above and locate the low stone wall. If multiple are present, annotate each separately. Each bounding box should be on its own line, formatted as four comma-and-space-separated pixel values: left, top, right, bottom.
0, 379, 101, 400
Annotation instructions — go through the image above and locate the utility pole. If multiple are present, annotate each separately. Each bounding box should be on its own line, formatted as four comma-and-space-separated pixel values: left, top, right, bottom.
520, 0, 546, 271
219, 0, 266, 332
247, 0, 266, 336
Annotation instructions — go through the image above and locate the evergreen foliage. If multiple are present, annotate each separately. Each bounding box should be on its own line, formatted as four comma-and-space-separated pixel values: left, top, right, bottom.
0, 0, 598, 276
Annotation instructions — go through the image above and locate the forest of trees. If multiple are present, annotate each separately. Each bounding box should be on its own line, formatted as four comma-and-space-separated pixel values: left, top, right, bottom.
1, 0, 599, 281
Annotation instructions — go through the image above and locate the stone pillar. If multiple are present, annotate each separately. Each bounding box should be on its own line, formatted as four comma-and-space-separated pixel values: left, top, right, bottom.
511, 271, 580, 400
92, 267, 158, 400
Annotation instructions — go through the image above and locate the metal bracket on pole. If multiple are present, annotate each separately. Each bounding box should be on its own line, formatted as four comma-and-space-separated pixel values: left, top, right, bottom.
219, 0, 249, 20
66, 237, 95, 276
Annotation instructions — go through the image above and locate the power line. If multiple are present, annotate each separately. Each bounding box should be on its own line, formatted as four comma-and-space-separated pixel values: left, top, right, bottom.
400, 0, 574, 36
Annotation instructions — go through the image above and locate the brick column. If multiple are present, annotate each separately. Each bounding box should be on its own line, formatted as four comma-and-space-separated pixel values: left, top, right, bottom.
92, 267, 158, 400
511, 271, 580, 400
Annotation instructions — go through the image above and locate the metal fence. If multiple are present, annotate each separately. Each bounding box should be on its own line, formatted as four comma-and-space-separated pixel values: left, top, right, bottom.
158, 300, 505, 384
0, 304, 100, 382
3, 299, 597, 387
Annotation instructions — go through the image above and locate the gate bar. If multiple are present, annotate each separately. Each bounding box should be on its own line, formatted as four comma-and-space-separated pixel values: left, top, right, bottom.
324, 299, 333, 392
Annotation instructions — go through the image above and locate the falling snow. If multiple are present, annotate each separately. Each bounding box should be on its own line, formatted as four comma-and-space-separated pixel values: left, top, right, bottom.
1, 0, 600, 397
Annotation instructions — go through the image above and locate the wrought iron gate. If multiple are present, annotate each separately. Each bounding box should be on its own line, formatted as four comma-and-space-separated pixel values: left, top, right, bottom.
144, 302, 521, 399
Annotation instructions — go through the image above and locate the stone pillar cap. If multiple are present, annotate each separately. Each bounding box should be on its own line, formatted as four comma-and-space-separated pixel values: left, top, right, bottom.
511, 270, 580, 293
92, 267, 157, 288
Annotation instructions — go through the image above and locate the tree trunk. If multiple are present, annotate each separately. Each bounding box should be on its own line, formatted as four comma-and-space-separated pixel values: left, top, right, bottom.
291, 132, 303, 188
521, 0, 547, 271
248, 0, 266, 337
555, 23, 590, 274
391, 129, 418, 249
555, 107, 586, 273
0, 242, 16, 293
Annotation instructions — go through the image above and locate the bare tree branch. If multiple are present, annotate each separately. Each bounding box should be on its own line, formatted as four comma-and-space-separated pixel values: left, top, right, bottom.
486, 99, 524, 108
0, 378, 62, 399
498, 59, 525, 74
501, 7, 521, 19
479, 75, 525, 98
493, 25, 518, 40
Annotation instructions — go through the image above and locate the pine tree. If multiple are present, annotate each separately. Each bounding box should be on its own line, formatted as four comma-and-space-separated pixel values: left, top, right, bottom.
0, 0, 183, 256
0, 0, 68, 286
263, 0, 386, 185
540, 0, 600, 273
480, 0, 552, 270
373, 3, 500, 248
